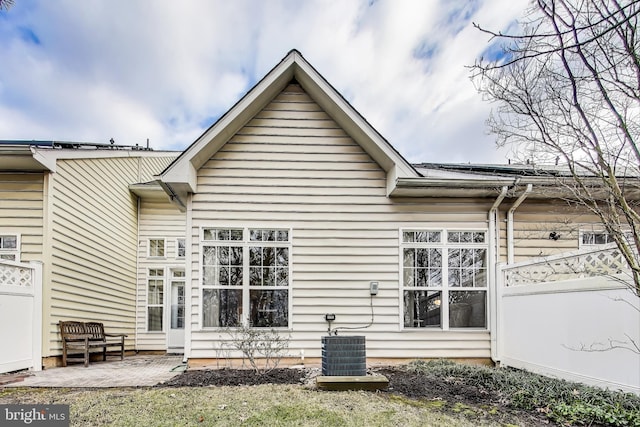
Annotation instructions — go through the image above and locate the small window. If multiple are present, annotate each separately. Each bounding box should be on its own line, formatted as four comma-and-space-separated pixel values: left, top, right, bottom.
0, 234, 19, 262
176, 238, 186, 258
580, 230, 631, 248
149, 239, 165, 258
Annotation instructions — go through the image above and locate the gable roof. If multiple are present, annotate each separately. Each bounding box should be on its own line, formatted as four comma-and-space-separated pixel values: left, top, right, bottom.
157, 49, 419, 207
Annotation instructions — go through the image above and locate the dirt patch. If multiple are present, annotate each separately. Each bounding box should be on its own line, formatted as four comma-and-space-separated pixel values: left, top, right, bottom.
161, 366, 552, 425
376, 367, 552, 426
163, 367, 308, 387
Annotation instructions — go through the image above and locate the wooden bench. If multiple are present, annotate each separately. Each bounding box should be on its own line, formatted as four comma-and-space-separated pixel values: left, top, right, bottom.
59, 321, 127, 367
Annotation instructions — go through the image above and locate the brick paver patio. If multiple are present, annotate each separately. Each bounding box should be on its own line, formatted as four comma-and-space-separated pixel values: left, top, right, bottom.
2, 355, 185, 387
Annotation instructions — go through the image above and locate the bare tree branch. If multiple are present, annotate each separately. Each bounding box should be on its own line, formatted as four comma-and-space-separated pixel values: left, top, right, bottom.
0, 0, 14, 12
471, 0, 640, 295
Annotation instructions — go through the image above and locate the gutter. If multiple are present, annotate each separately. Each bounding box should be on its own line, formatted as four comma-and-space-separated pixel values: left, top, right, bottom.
157, 181, 187, 211
507, 184, 533, 264
395, 177, 516, 188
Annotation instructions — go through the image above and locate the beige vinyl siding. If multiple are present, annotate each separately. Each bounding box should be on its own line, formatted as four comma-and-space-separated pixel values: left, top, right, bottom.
500, 199, 606, 263
0, 173, 45, 262
188, 84, 491, 359
46, 158, 140, 356
138, 156, 177, 183
136, 197, 186, 350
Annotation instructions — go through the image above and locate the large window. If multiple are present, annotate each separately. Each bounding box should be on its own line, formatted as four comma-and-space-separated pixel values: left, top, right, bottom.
147, 268, 164, 332
402, 230, 487, 329
202, 228, 290, 328
0, 234, 19, 261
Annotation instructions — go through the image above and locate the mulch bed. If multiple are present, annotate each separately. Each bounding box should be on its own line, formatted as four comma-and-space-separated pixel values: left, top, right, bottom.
163, 367, 307, 387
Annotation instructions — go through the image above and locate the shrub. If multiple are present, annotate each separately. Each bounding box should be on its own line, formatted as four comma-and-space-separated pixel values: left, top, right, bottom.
406, 359, 640, 426
225, 326, 290, 375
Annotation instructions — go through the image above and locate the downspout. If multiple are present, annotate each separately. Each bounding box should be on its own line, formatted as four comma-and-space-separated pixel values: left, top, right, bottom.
507, 184, 533, 264
183, 194, 193, 364
489, 186, 508, 363
135, 196, 140, 353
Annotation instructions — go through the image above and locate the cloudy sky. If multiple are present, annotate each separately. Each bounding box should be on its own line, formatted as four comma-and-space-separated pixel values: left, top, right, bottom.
0, 0, 529, 164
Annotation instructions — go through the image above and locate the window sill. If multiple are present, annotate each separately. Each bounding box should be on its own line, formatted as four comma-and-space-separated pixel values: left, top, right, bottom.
197, 326, 293, 332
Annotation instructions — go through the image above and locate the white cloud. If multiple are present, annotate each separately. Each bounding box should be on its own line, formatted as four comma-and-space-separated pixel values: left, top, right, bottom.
0, 0, 529, 161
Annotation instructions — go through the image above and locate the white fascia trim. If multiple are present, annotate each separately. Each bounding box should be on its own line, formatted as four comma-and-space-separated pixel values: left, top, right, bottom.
161, 55, 296, 184
29, 147, 57, 172
32, 147, 179, 168
292, 55, 417, 179
160, 50, 419, 197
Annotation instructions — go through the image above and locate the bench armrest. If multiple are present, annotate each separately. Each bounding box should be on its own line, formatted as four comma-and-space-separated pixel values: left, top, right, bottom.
104, 333, 128, 338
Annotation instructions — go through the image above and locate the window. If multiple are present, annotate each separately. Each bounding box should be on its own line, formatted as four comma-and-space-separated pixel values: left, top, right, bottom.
0, 234, 19, 261
149, 239, 165, 258
147, 268, 164, 331
202, 228, 290, 328
176, 238, 186, 258
580, 230, 631, 248
402, 230, 487, 330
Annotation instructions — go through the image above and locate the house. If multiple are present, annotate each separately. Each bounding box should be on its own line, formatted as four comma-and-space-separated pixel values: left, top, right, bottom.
0, 50, 624, 370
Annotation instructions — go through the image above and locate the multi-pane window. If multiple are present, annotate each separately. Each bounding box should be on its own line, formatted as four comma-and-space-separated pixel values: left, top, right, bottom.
202, 228, 290, 328
402, 230, 487, 330
176, 238, 186, 258
580, 230, 633, 248
0, 234, 18, 261
149, 239, 165, 258
147, 268, 164, 331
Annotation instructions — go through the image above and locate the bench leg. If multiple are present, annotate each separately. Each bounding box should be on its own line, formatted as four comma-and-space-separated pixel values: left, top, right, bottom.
103, 346, 107, 361
83, 344, 89, 368
62, 345, 67, 367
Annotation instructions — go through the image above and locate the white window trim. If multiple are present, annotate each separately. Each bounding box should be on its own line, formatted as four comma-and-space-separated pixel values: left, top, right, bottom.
176, 238, 186, 259
148, 238, 166, 259
146, 267, 166, 333
199, 226, 293, 330
399, 228, 489, 331
0, 232, 21, 263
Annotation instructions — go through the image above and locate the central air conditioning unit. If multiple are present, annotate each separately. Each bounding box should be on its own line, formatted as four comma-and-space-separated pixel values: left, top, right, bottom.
321, 335, 366, 376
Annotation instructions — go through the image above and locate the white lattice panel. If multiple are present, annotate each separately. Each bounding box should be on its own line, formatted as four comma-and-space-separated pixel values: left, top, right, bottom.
0, 264, 32, 287
504, 247, 631, 287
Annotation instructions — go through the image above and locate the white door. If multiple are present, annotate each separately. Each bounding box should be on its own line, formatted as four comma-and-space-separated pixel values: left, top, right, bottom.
167, 269, 185, 351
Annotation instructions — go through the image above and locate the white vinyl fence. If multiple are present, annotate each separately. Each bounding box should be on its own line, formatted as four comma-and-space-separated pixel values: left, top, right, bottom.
497, 245, 640, 394
0, 260, 42, 373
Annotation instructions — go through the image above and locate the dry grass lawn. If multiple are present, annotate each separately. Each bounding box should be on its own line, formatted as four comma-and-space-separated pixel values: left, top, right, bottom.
1, 384, 522, 426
